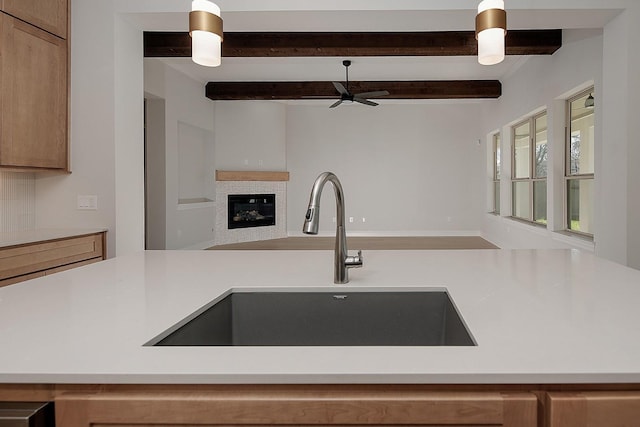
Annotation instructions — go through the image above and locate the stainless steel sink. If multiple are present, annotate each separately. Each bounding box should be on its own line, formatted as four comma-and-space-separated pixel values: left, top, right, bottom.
147, 289, 475, 346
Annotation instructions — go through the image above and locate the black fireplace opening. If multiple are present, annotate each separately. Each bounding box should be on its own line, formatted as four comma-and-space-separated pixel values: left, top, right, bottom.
228, 194, 276, 229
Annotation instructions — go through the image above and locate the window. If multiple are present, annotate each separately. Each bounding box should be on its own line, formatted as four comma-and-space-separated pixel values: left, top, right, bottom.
492, 133, 501, 214
566, 89, 595, 236
511, 112, 547, 224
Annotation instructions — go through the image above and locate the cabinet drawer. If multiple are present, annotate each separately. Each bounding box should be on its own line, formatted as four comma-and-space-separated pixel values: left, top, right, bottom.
0, 234, 104, 281
55, 390, 537, 427
547, 391, 640, 427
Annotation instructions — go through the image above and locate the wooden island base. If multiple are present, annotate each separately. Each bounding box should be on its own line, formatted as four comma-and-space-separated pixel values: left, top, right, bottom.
1, 384, 640, 427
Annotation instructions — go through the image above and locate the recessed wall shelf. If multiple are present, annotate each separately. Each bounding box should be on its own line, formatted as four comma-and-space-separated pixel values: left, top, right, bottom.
177, 198, 215, 211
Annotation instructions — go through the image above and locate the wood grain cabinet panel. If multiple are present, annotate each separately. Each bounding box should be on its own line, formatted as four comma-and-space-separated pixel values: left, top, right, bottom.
0, 270, 45, 286
0, 12, 68, 171
0, 0, 68, 38
547, 391, 640, 427
55, 389, 537, 427
0, 232, 105, 286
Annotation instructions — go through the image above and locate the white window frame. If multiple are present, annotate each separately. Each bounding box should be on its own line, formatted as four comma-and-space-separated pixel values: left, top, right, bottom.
511, 111, 548, 225
492, 133, 501, 214
565, 88, 595, 237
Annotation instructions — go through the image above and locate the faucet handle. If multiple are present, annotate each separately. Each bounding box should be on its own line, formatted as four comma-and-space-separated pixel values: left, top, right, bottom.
345, 250, 363, 268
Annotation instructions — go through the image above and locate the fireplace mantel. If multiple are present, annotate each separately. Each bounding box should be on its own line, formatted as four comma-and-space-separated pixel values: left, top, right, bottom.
215, 170, 289, 182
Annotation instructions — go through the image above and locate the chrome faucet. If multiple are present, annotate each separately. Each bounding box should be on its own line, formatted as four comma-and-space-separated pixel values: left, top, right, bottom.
303, 172, 363, 284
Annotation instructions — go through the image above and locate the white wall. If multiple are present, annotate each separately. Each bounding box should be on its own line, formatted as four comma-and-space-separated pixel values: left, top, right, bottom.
286, 103, 485, 235
22, 1, 639, 268
144, 59, 216, 250
627, 5, 640, 269
479, 32, 604, 252
177, 122, 214, 202
214, 101, 287, 171
210, 100, 485, 238
601, 4, 640, 269
114, 14, 145, 256
212, 101, 287, 245
481, 14, 640, 270
35, 1, 121, 258
144, 97, 166, 250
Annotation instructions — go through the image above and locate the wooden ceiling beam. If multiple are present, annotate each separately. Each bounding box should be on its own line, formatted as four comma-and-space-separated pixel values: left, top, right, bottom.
144, 30, 561, 58
205, 80, 501, 100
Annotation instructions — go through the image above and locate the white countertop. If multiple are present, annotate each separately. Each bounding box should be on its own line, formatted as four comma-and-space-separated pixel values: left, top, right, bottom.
1, 248, 639, 384
0, 228, 107, 248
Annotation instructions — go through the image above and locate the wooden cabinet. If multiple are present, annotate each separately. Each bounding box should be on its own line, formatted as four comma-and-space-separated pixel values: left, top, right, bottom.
546, 391, 640, 427
0, 232, 106, 287
54, 388, 537, 427
10, 385, 640, 427
0, 12, 68, 171
0, 0, 68, 38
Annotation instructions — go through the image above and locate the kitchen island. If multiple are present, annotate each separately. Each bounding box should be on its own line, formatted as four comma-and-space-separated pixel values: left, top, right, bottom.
1, 248, 639, 426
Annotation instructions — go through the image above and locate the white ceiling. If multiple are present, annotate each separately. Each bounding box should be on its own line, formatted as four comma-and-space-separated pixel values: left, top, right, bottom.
131, 1, 619, 92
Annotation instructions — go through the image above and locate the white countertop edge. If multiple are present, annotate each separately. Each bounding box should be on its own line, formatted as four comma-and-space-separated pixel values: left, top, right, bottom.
3, 372, 640, 385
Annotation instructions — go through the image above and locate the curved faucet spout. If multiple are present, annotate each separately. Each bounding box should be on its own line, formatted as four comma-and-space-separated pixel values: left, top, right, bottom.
303, 172, 344, 234
302, 172, 362, 284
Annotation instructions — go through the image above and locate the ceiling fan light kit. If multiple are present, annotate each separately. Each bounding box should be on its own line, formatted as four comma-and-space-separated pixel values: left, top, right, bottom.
476, 0, 507, 66
189, 0, 224, 67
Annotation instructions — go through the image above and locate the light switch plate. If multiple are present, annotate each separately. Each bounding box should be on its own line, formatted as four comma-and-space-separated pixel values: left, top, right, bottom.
77, 195, 98, 210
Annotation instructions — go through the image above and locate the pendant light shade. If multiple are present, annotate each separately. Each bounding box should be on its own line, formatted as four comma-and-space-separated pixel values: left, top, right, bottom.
189, 0, 223, 67
476, 0, 507, 66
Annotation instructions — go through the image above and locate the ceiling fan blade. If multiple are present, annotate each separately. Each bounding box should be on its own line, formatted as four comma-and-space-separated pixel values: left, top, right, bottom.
329, 99, 343, 108
333, 81, 349, 95
354, 98, 379, 107
354, 90, 390, 98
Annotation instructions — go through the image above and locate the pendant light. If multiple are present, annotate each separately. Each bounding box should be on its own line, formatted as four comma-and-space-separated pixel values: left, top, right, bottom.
585, 93, 595, 108
189, 0, 223, 67
475, 0, 507, 66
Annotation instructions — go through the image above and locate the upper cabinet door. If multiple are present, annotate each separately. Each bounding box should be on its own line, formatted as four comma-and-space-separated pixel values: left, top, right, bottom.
0, 13, 68, 170
1, 0, 68, 38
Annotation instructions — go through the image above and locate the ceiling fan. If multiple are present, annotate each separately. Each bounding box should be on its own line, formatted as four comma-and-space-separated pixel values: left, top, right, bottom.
330, 60, 389, 108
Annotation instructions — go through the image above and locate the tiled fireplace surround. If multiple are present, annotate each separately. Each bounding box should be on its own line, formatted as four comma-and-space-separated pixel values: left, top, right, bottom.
214, 171, 288, 246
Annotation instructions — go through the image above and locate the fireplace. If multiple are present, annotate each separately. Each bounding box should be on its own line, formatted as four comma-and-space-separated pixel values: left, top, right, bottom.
228, 194, 276, 229
215, 171, 287, 245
